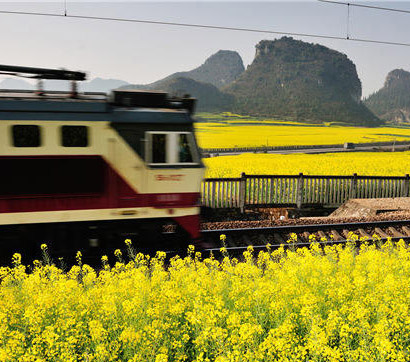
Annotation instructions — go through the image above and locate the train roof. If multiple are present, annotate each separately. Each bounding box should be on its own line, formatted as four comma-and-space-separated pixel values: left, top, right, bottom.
0, 89, 196, 124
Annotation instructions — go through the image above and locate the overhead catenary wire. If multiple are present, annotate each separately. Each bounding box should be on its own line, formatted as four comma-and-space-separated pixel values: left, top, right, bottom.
346, 2, 350, 39
1, 9, 410, 47
318, 0, 410, 15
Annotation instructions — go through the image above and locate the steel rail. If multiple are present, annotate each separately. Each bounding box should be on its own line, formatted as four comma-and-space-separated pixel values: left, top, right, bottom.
196, 219, 410, 254
201, 219, 410, 236
203, 236, 410, 253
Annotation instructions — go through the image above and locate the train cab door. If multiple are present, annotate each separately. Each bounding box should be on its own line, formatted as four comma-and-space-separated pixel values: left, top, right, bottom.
110, 123, 148, 207
108, 137, 119, 208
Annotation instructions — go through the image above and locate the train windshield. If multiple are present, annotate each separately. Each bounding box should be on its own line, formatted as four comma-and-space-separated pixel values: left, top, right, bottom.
178, 133, 193, 163
152, 134, 166, 163
147, 131, 199, 165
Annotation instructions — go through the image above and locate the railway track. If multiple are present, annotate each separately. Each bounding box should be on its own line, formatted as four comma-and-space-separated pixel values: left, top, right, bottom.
199, 219, 410, 254
24, 219, 410, 267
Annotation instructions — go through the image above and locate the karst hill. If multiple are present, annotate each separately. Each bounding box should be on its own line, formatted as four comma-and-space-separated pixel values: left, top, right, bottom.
120, 50, 242, 111
365, 69, 410, 123
149, 50, 245, 89
148, 77, 235, 112
120, 38, 381, 125
224, 37, 380, 126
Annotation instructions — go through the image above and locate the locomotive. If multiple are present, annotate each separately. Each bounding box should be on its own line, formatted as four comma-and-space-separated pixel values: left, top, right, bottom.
0, 65, 204, 263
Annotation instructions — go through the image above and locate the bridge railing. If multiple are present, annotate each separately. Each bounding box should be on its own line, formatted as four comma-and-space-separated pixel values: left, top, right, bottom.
201, 173, 410, 210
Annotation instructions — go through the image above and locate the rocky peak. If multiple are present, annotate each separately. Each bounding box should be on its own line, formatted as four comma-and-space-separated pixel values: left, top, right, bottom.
133, 49, 245, 90
255, 37, 295, 57
364, 68, 410, 123
202, 50, 244, 69
224, 37, 379, 125
191, 50, 245, 88
384, 69, 410, 88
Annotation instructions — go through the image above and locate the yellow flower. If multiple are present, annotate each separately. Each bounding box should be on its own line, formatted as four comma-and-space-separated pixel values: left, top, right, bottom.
2, 229, 410, 361
12, 253, 21, 266
155, 354, 168, 362
76, 251, 82, 263
33, 259, 41, 267
155, 251, 166, 260
288, 233, 297, 244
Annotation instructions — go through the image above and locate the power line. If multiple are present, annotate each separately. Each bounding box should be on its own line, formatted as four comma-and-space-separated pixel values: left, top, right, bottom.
1, 8, 410, 47
0, 9, 346, 41
318, 0, 410, 15
346, 2, 350, 39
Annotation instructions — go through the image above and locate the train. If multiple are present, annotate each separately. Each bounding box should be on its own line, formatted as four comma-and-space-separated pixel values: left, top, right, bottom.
0, 65, 205, 264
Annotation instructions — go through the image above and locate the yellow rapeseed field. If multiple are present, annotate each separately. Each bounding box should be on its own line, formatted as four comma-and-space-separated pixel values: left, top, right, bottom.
195, 113, 410, 148
204, 151, 410, 178
2, 238, 410, 361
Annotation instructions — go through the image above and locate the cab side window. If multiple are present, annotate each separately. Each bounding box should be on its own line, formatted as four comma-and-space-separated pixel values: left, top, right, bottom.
12, 125, 41, 147
152, 134, 166, 163
178, 133, 193, 163
147, 132, 198, 165
62, 126, 89, 147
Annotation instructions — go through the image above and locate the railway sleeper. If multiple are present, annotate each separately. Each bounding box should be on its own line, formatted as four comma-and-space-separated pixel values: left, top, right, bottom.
257, 233, 267, 245
388, 227, 406, 238
330, 230, 343, 241
273, 233, 286, 244
374, 227, 390, 239
402, 226, 410, 237
358, 228, 372, 239
224, 238, 235, 248
243, 234, 254, 246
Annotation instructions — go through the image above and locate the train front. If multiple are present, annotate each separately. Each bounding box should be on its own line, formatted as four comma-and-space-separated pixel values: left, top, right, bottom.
0, 82, 204, 262
108, 90, 205, 249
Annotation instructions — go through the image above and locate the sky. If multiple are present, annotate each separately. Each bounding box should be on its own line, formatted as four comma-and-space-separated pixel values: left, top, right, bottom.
0, 1, 410, 97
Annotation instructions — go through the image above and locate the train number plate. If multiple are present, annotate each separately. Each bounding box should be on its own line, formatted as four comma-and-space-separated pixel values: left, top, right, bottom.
155, 174, 184, 181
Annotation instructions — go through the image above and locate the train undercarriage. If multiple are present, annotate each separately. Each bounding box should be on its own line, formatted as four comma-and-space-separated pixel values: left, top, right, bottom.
0, 218, 194, 267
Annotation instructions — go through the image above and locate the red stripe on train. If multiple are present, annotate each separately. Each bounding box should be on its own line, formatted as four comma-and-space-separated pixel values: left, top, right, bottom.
0, 155, 200, 213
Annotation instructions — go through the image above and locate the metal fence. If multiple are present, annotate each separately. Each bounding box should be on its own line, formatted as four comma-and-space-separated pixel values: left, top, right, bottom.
201, 173, 410, 210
